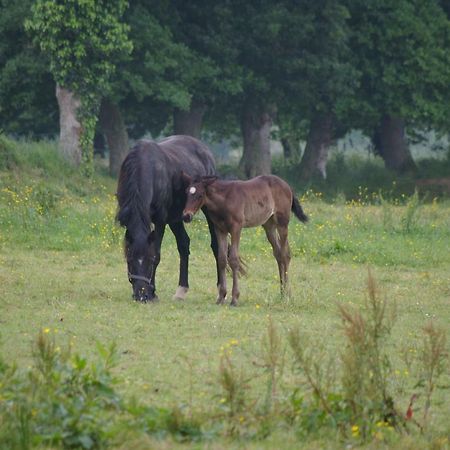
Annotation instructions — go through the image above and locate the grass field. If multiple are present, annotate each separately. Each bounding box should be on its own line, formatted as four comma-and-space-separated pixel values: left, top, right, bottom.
0, 139, 449, 449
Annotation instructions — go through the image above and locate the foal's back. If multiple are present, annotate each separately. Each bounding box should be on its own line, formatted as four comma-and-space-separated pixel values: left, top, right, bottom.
218, 175, 293, 228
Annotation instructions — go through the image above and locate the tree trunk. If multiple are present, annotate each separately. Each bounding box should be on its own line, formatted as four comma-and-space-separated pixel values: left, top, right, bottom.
56, 84, 82, 166
173, 100, 206, 138
99, 98, 129, 177
374, 115, 417, 173
281, 136, 301, 160
239, 102, 274, 177
298, 113, 334, 182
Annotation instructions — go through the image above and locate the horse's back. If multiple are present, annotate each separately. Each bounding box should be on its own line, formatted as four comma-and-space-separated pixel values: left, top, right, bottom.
158, 135, 216, 176
118, 136, 216, 226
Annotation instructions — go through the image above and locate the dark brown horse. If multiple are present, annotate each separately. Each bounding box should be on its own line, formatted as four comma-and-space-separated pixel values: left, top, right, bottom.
116, 135, 219, 302
181, 174, 308, 306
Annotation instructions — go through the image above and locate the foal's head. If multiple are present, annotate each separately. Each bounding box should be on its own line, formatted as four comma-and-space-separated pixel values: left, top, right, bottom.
124, 228, 157, 302
181, 173, 217, 223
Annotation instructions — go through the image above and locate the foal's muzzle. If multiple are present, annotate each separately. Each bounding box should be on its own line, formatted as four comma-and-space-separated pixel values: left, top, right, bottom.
182, 212, 193, 223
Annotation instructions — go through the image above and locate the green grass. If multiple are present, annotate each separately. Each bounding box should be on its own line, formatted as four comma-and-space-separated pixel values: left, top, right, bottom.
1, 138, 449, 449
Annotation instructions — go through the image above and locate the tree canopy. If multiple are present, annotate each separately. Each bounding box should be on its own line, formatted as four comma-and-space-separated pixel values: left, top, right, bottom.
1, 0, 449, 177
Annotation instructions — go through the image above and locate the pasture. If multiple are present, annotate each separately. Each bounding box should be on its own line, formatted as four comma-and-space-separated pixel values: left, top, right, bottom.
0, 143, 449, 449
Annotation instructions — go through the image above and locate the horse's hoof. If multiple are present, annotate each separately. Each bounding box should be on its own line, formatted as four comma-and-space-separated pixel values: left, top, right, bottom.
173, 286, 188, 301
216, 298, 225, 305
229, 301, 238, 307
140, 295, 159, 303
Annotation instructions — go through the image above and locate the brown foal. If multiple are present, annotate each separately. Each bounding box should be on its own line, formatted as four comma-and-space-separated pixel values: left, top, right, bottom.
182, 174, 308, 306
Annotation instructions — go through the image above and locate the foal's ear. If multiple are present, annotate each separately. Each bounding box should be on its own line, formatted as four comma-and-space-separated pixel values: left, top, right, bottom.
181, 171, 193, 187
202, 176, 218, 187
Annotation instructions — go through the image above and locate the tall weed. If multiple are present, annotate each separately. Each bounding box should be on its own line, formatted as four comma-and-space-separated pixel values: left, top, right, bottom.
402, 190, 421, 233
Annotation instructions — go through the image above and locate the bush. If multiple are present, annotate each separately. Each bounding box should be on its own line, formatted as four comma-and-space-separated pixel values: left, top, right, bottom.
0, 134, 19, 170
0, 273, 448, 448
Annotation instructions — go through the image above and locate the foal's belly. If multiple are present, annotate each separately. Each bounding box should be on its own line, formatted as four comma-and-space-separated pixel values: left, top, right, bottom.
242, 204, 274, 227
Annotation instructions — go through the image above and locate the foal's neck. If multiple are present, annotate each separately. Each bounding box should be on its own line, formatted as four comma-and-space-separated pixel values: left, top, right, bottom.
204, 181, 228, 210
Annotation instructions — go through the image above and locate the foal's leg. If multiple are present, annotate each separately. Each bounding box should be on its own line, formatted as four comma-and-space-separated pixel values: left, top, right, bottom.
215, 229, 229, 305
202, 207, 220, 286
263, 220, 284, 288
276, 224, 291, 295
169, 221, 190, 300
228, 228, 242, 306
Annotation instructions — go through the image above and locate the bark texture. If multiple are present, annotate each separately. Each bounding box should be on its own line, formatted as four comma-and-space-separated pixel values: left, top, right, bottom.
56, 84, 82, 166
298, 113, 334, 182
239, 102, 274, 178
373, 115, 417, 173
99, 98, 129, 177
173, 100, 206, 138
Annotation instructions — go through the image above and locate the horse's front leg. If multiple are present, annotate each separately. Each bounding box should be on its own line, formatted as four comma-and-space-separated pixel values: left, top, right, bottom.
151, 223, 166, 300
215, 229, 228, 305
228, 228, 242, 306
169, 221, 190, 300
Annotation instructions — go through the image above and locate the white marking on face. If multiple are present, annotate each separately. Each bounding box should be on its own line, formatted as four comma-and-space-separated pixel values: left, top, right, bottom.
138, 258, 143, 265
189, 186, 196, 194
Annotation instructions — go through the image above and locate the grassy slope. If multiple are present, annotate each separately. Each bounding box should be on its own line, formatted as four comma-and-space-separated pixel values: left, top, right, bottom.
0, 139, 449, 448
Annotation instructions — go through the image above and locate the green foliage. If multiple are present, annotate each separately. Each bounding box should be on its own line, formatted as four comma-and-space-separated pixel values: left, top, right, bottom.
0, 133, 19, 169
273, 151, 450, 202
402, 190, 421, 233
287, 270, 448, 443
348, 0, 450, 130
0, 333, 210, 449
26, 0, 132, 174
0, 0, 58, 137
27, 0, 132, 98
0, 333, 122, 449
1, 138, 449, 448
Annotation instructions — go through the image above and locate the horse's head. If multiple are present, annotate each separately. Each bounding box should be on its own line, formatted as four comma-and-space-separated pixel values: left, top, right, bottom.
124, 229, 158, 302
181, 173, 217, 223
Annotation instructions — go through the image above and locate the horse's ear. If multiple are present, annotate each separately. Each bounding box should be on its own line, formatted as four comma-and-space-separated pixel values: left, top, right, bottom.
181, 171, 193, 187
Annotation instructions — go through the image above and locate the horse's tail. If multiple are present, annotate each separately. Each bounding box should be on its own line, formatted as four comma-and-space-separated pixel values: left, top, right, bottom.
291, 192, 308, 223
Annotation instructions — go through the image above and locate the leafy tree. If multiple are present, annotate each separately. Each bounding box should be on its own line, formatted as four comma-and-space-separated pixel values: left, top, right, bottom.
27, 0, 132, 174
275, 0, 356, 181
0, 0, 57, 137
348, 0, 450, 173
166, 1, 244, 137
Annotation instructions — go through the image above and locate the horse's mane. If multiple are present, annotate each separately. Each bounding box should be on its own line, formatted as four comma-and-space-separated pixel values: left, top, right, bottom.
116, 147, 151, 231
116, 136, 216, 233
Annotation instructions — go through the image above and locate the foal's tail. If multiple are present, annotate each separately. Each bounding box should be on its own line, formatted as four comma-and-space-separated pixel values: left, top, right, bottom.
291, 192, 308, 223
227, 244, 248, 276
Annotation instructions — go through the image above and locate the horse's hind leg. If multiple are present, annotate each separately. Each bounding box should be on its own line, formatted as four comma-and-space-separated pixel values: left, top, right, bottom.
169, 221, 190, 300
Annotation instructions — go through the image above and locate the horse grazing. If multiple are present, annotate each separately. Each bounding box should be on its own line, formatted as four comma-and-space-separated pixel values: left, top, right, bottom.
181, 174, 308, 306
116, 135, 219, 302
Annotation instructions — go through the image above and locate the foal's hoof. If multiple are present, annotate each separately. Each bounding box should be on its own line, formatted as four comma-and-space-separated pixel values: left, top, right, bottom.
173, 286, 189, 301
229, 301, 238, 307
216, 297, 226, 305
